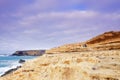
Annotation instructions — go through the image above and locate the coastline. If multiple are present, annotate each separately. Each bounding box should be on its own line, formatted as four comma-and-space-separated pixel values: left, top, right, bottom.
1, 66, 21, 77
0, 56, 37, 77
0, 50, 120, 80
0, 31, 120, 80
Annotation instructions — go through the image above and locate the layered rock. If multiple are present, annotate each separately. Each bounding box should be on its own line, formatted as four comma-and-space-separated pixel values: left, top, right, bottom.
12, 50, 45, 56
46, 31, 120, 53
86, 31, 120, 45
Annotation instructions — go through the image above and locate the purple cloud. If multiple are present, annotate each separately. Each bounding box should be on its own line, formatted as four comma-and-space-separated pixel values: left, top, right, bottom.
0, 0, 120, 54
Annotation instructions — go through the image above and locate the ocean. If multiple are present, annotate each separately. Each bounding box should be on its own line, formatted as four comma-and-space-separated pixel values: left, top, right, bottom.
0, 55, 37, 76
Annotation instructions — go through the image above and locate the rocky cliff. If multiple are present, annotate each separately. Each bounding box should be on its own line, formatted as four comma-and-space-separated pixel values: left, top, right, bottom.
86, 31, 120, 45
12, 50, 45, 56
46, 31, 120, 53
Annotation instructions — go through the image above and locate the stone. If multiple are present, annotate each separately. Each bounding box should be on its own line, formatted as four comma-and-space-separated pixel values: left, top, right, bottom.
19, 59, 25, 63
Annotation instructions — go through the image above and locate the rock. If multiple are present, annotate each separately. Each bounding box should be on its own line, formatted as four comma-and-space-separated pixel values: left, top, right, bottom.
46, 31, 120, 54
82, 44, 87, 47
19, 59, 25, 63
12, 50, 46, 56
86, 31, 120, 45
1, 66, 21, 77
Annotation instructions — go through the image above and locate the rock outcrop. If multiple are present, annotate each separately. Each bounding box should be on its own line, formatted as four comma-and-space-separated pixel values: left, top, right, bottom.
19, 59, 25, 63
46, 31, 120, 53
86, 31, 120, 45
12, 50, 45, 56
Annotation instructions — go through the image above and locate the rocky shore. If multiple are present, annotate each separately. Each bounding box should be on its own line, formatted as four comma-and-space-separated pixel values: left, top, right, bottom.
0, 66, 21, 77
0, 59, 25, 77
0, 50, 120, 80
0, 31, 120, 80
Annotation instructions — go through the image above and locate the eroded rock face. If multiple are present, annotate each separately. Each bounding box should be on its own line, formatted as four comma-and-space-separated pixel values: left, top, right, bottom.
0, 50, 120, 80
46, 31, 120, 54
86, 31, 120, 45
12, 50, 45, 56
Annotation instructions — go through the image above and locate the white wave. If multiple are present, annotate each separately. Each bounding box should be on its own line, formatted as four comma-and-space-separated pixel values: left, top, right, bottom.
0, 56, 35, 76
0, 61, 22, 76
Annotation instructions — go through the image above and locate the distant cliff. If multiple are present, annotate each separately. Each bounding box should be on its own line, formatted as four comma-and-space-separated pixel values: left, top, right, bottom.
12, 50, 45, 56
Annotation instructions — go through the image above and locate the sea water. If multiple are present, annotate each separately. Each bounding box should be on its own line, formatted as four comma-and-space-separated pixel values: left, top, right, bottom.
0, 55, 37, 76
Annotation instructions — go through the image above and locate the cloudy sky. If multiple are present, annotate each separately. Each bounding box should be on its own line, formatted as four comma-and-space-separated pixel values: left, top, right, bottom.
0, 0, 120, 54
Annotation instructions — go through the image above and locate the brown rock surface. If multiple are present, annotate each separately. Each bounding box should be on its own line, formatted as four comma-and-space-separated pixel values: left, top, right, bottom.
0, 50, 120, 80
86, 31, 120, 45
46, 31, 120, 53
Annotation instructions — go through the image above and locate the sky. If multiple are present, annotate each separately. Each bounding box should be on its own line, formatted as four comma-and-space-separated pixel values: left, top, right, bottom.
0, 0, 120, 54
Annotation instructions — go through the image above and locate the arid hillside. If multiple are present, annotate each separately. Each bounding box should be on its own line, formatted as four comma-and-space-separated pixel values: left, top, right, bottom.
46, 31, 120, 53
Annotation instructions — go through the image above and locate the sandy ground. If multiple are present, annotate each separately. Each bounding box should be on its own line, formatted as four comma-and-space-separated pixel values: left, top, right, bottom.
0, 50, 120, 80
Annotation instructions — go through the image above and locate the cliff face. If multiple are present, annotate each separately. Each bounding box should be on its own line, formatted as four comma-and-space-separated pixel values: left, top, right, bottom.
46, 31, 120, 53
86, 31, 120, 45
12, 50, 45, 56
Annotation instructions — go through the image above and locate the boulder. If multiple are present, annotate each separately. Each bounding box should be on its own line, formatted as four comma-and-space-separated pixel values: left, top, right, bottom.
19, 59, 25, 63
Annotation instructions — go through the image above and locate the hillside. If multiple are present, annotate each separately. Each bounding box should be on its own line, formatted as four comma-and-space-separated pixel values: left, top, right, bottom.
46, 31, 120, 53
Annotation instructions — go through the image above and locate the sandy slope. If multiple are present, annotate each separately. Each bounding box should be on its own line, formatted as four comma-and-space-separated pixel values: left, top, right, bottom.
0, 50, 120, 80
